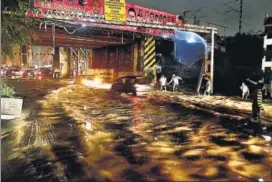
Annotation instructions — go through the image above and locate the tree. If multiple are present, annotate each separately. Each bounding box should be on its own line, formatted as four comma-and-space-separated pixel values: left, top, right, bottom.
1, 0, 34, 58
219, 33, 264, 95
225, 33, 263, 69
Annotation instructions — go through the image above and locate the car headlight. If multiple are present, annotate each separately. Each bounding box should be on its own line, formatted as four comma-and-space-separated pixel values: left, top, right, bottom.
82, 79, 93, 87
94, 77, 102, 84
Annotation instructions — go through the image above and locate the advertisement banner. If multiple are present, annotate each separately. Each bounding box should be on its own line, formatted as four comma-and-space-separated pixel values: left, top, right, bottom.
33, 0, 104, 16
126, 3, 177, 25
33, 0, 184, 27
104, 0, 126, 22
31, 0, 183, 36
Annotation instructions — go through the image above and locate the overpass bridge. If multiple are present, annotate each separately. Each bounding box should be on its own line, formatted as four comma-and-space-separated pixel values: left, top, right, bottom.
4, 0, 217, 92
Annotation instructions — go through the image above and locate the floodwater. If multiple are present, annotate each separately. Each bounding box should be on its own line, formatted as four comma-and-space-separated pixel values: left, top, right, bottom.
1, 83, 272, 182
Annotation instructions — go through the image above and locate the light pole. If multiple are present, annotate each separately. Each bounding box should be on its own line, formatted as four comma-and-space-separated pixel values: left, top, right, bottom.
239, 0, 243, 34
223, 0, 243, 34
210, 28, 215, 94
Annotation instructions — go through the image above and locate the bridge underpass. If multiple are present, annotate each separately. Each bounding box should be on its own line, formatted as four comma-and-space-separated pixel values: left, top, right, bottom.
28, 22, 139, 80
12, 16, 215, 92
2, 0, 218, 91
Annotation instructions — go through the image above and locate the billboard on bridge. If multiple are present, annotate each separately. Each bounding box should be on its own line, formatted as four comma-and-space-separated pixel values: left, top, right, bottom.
33, 0, 104, 15
104, 0, 126, 22
126, 3, 182, 26
31, 0, 187, 37
32, 1, 183, 26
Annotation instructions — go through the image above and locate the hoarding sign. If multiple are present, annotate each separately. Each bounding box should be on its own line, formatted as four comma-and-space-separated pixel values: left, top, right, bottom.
104, 0, 126, 22
33, 0, 104, 16
126, 3, 181, 26
32, 0, 182, 26
31, 0, 186, 36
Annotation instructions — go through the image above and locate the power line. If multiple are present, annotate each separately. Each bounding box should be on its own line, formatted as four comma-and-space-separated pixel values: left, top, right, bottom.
204, 21, 228, 36
223, 0, 244, 34
223, 2, 239, 13
202, 4, 255, 32
180, 0, 255, 34
239, 0, 243, 34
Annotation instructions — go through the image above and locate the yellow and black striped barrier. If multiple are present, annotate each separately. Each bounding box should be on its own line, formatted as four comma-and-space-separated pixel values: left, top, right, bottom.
143, 37, 156, 71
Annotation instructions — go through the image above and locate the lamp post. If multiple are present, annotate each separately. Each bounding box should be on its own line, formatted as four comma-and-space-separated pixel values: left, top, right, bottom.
210, 28, 215, 94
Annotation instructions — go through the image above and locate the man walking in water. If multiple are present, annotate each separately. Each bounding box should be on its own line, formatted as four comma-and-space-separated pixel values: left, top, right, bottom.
204, 76, 211, 96
247, 78, 265, 123
160, 75, 167, 91
168, 74, 183, 92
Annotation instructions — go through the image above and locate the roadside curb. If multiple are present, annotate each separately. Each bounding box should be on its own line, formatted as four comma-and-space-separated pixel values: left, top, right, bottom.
148, 92, 272, 126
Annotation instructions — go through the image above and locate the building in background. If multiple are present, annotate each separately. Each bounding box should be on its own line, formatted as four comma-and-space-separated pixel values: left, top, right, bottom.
262, 14, 272, 97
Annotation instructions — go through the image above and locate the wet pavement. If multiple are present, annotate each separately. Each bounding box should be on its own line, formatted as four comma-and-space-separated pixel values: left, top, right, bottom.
1, 80, 272, 181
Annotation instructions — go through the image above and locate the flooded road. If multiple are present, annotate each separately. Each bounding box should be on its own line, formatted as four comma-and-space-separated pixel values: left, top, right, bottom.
2, 83, 272, 181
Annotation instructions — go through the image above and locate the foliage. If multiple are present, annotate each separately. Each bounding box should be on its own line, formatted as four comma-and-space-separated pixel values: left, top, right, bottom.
215, 33, 264, 95
1, 0, 34, 58
225, 33, 264, 69
1, 81, 16, 97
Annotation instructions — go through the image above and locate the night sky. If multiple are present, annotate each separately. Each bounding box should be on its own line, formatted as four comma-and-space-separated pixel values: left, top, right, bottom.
127, 0, 272, 36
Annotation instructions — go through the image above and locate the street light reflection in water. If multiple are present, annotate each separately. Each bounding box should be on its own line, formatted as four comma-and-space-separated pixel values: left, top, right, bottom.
82, 77, 111, 89
3, 83, 272, 182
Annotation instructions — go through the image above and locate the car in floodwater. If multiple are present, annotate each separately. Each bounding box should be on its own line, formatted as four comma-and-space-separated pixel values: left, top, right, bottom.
0, 67, 7, 77
110, 76, 153, 96
6, 67, 23, 79
22, 69, 36, 79
35, 68, 53, 79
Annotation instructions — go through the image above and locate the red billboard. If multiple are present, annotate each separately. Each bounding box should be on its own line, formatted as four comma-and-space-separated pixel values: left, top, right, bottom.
126, 3, 177, 25
33, 0, 104, 15
32, 0, 184, 26
31, 0, 182, 37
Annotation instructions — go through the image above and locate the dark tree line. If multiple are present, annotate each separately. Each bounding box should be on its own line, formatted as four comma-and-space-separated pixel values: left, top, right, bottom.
1, 0, 34, 58
214, 33, 264, 95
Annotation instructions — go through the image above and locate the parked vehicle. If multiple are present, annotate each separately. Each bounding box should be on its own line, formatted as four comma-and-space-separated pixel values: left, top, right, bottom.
110, 76, 153, 96
22, 69, 36, 79
1, 67, 7, 77
35, 68, 53, 79
6, 67, 23, 79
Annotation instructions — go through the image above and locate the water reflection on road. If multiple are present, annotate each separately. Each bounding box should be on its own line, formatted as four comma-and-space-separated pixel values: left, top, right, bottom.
2, 85, 272, 182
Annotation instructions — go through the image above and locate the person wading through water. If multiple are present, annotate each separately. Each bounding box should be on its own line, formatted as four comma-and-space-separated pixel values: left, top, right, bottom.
240, 82, 250, 100
160, 75, 167, 91
168, 74, 183, 92
204, 76, 211, 96
247, 78, 265, 123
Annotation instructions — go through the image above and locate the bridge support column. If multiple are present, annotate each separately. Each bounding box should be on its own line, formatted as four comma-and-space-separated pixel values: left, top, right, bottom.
133, 41, 139, 74
53, 47, 60, 78
143, 37, 157, 82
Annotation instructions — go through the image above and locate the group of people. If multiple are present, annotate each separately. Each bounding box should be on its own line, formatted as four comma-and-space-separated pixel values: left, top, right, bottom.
159, 73, 266, 128
158, 74, 212, 95
159, 74, 183, 92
